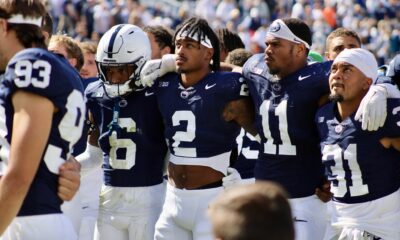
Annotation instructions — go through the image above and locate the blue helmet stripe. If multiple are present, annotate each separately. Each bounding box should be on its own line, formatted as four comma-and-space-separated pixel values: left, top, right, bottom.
107, 24, 125, 59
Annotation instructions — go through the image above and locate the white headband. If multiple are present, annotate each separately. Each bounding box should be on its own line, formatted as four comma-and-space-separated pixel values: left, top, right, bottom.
266, 19, 310, 49
334, 48, 378, 81
176, 28, 213, 49
7, 14, 42, 27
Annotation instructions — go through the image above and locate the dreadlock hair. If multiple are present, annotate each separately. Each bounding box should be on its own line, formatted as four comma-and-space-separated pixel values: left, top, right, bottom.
174, 17, 220, 71
216, 28, 245, 53
0, 0, 47, 49
42, 13, 53, 39
282, 18, 312, 55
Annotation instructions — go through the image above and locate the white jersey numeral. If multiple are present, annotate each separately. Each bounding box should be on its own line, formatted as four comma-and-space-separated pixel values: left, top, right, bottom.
109, 118, 137, 170
322, 143, 369, 198
236, 129, 259, 159
172, 111, 196, 157
260, 99, 296, 155
44, 90, 86, 174
14, 60, 51, 88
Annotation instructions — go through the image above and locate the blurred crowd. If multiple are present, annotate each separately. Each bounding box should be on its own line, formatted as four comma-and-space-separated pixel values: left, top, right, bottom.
46, 0, 399, 66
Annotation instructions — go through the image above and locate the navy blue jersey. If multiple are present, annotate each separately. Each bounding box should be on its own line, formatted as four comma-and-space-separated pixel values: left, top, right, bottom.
155, 72, 248, 158
0, 48, 85, 216
243, 54, 331, 198
81, 76, 98, 90
72, 77, 99, 156
86, 81, 167, 187
317, 99, 400, 203
233, 129, 259, 179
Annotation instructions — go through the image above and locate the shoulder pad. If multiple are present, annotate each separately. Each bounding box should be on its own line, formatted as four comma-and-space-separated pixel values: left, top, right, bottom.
242, 53, 270, 79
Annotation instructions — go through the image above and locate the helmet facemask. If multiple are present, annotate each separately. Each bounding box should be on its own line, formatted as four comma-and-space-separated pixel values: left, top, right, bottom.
97, 56, 146, 98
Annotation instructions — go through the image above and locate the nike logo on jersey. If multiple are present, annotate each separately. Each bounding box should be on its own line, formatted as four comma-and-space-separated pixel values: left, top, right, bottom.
145, 91, 154, 97
298, 75, 311, 81
205, 83, 216, 90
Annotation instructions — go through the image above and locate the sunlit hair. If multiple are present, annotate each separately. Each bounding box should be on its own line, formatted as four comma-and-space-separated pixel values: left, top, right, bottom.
50, 34, 84, 71
0, 0, 47, 49
216, 28, 245, 53
325, 28, 361, 52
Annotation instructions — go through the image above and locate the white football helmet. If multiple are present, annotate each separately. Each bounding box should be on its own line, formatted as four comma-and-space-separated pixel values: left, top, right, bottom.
96, 24, 151, 97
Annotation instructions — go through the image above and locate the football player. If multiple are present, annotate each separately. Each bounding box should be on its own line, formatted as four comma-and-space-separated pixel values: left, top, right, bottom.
141, 18, 398, 240
241, 18, 400, 240
241, 18, 331, 239
317, 48, 400, 240
142, 17, 254, 240
0, 0, 86, 238
77, 24, 168, 240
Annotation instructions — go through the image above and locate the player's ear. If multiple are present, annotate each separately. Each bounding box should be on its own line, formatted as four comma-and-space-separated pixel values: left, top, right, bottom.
295, 43, 307, 57
363, 77, 373, 90
324, 51, 331, 60
0, 19, 8, 34
160, 46, 172, 56
69, 58, 78, 69
205, 47, 214, 61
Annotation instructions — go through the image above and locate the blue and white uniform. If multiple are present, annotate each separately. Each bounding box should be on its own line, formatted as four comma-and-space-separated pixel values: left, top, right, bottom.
317, 99, 400, 240
0, 48, 85, 239
154, 71, 249, 240
243, 53, 332, 240
86, 80, 167, 240
156, 72, 246, 162
232, 129, 259, 181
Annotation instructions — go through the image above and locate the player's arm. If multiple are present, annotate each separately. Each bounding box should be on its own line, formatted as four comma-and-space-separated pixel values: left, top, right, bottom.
75, 111, 103, 173
355, 83, 400, 131
140, 54, 177, 87
315, 178, 333, 203
222, 98, 256, 135
220, 62, 243, 73
380, 137, 400, 151
0, 90, 53, 234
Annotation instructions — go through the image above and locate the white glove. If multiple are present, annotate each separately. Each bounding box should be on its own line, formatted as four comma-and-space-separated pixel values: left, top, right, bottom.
222, 167, 242, 189
140, 54, 177, 87
355, 85, 387, 131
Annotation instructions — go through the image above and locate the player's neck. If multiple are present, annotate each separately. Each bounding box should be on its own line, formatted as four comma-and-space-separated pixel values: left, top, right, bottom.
180, 68, 211, 88
337, 99, 362, 121
277, 60, 307, 79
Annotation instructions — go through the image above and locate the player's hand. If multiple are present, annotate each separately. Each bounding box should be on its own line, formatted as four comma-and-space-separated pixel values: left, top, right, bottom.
315, 180, 332, 203
58, 156, 81, 201
140, 54, 177, 87
355, 85, 387, 131
222, 167, 242, 189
